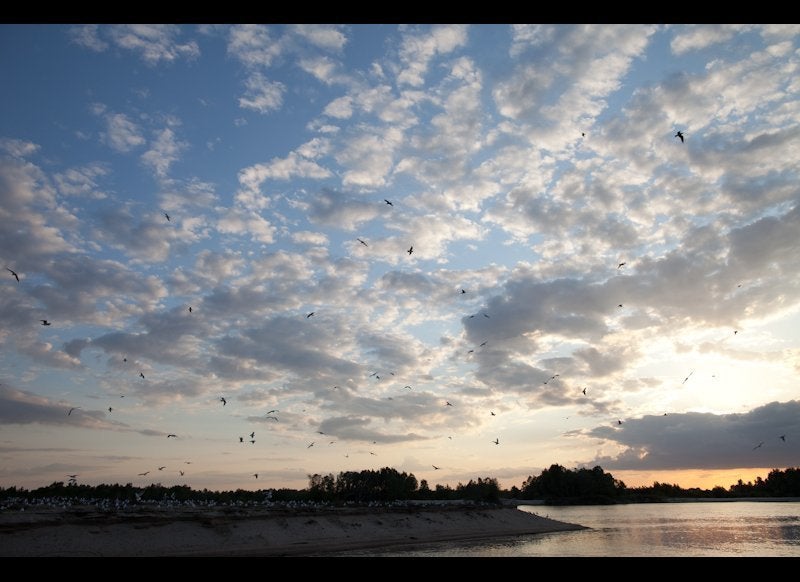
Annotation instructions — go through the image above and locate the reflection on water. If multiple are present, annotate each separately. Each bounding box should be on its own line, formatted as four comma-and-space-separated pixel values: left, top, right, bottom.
327, 501, 800, 557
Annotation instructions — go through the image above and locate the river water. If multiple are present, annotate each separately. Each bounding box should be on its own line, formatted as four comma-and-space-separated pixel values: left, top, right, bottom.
328, 501, 800, 557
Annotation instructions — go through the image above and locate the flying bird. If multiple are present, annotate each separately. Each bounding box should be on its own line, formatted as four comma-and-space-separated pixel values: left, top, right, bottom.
250, 431, 255, 439
682, 370, 695, 384
445, 401, 453, 406
384, 199, 394, 206
617, 420, 623, 425
483, 313, 490, 318
253, 473, 258, 479
404, 385, 412, 390
357, 238, 368, 247
490, 411, 496, 416
780, 435, 786, 442
67, 407, 80, 416
753, 441, 764, 450
220, 397, 227, 406
67, 474, 78, 479
582, 387, 587, 396
306, 312, 315, 318
675, 131, 684, 143
617, 262, 626, 269
138, 471, 150, 476
139, 372, 145, 379
407, 246, 413, 255
167, 434, 177, 438
492, 438, 499, 445
308, 442, 315, 448
249, 439, 255, 444
265, 410, 278, 415
158, 466, 166, 471
6, 268, 19, 282
265, 416, 278, 422
461, 289, 467, 294
40, 320, 51, 326
188, 306, 192, 313
164, 212, 171, 221
239, 436, 244, 443
179, 470, 184, 476
432, 465, 441, 470
108, 407, 113, 413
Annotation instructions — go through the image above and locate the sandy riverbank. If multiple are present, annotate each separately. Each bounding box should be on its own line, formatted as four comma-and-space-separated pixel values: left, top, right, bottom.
0, 504, 586, 557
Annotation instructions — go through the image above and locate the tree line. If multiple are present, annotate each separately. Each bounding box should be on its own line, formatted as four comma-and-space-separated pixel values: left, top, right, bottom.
2, 465, 799, 506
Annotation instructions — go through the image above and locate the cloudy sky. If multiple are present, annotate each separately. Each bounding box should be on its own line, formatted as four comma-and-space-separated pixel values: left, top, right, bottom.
1, 24, 799, 492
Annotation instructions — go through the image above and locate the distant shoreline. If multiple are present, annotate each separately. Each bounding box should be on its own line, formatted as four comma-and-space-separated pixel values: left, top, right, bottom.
0, 504, 587, 557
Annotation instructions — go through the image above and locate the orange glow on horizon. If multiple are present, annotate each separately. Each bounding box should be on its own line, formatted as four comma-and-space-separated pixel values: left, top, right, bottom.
613, 468, 780, 491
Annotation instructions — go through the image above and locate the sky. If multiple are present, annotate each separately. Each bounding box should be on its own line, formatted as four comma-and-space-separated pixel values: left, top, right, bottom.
1, 24, 799, 493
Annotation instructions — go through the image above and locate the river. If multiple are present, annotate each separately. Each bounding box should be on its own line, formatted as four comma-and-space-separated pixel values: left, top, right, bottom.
327, 500, 800, 556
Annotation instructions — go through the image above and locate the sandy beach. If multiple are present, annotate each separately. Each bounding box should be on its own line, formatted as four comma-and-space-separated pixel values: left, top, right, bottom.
0, 503, 586, 557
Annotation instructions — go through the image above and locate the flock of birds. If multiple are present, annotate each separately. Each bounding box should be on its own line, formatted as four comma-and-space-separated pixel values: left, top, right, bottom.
5, 128, 790, 487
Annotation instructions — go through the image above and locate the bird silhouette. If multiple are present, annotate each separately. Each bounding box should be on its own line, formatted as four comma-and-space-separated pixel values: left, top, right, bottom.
67, 474, 78, 479
265, 416, 278, 422
158, 466, 166, 471
675, 131, 684, 143
582, 387, 587, 395
249, 439, 255, 444
167, 434, 177, 438
617, 420, 623, 425
407, 246, 414, 255
753, 441, 764, 450
220, 397, 227, 406
483, 313, 490, 318
682, 370, 694, 384
40, 320, 51, 326
164, 212, 171, 221
357, 238, 368, 247
265, 410, 279, 415
490, 411, 496, 416
188, 306, 192, 313
253, 473, 258, 479
139, 372, 145, 379
461, 289, 467, 294
492, 438, 499, 445
239, 436, 244, 443
108, 407, 113, 413
780, 435, 786, 442
617, 262, 626, 269
179, 470, 184, 476
384, 199, 394, 206
6, 268, 19, 282
138, 471, 150, 476
306, 312, 315, 318
250, 431, 255, 439
308, 442, 315, 448
67, 407, 80, 416
432, 465, 441, 470
445, 401, 453, 406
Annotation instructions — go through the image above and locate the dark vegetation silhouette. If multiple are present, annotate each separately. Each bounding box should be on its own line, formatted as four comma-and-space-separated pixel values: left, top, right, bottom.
2, 466, 799, 507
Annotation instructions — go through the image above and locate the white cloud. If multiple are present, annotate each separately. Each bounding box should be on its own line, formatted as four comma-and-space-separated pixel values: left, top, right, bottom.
0, 138, 39, 158
291, 230, 329, 246
670, 24, 752, 55
397, 24, 469, 87
290, 24, 348, 52
100, 112, 146, 153
227, 24, 282, 68
217, 208, 276, 244
237, 146, 332, 198
336, 128, 403, 189
299, 56, 340, 84
68, 24, 109, 52
107, 24, 200, 65
238, 73, 286, 114
141, 127, 187, 179
54, 164, 108, 199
